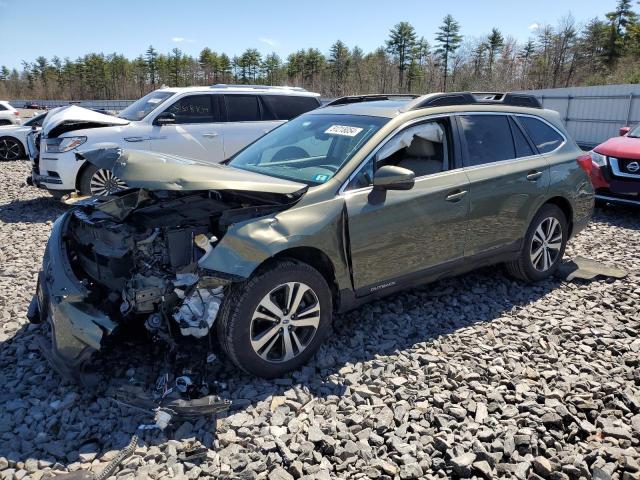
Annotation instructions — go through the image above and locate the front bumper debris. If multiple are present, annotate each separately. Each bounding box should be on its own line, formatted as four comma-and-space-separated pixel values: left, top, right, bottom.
31, 213, 117, 381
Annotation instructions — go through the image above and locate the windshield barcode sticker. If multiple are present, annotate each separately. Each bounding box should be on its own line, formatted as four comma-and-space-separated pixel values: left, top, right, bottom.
325, 125, 363, 137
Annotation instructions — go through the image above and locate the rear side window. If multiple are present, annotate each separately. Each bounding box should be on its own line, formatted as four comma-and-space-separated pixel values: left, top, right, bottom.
459, 115, 515, 166
225, 95, 261, 122
261, 95, 320, 120
0, 104, 6, 111
518, 116, 564, 153
509, 117, 535, 157
166, 95, 216, 124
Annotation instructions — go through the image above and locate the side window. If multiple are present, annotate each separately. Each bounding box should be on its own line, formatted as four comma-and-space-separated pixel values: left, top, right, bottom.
225, 95, 261, 122
509, 117, 535, 157
165, 95, 216, 124
459, 115, 515, 166
0, 105, 6, 111
518, 116, 564, 154
261, 95, 320, 120
345, 119, 450, 191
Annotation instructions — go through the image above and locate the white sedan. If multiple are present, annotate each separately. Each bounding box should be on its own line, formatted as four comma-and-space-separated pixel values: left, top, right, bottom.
0, 112, 46, 161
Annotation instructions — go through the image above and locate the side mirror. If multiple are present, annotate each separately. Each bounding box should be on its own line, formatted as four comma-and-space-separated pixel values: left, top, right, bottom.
373, 165, 415, 191
154, 112, 176, 126
619, 126, 631, 136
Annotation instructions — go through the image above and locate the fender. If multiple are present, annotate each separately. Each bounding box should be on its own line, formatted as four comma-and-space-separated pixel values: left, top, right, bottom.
199, 196, 353, 291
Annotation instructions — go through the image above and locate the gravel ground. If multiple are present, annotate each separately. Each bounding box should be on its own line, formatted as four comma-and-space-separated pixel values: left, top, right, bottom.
0, 160, 638, 480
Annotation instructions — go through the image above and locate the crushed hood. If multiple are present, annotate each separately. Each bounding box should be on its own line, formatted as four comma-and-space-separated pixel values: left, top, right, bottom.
77, 144, 309, 196
42, 105, 129, 137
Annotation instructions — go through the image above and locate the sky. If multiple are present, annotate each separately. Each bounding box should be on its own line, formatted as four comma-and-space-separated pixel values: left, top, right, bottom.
0, 0, 616, 70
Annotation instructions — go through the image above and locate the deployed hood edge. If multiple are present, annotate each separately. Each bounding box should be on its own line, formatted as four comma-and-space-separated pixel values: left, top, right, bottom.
77, 145, 309, 197
43, 105, 129, 137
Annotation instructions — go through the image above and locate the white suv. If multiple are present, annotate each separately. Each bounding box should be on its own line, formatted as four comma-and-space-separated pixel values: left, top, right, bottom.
29, 85, 321, 196
0, 101, 21, 126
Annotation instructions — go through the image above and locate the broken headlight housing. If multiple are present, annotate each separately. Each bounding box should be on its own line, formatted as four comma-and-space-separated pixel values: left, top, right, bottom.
588, 150, 607, 167
45, 136, 87, 153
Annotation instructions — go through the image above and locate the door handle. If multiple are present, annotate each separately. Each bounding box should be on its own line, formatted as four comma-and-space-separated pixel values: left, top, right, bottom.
526, 170, 543, 181
445, 189, 468, 202
202, 132, 219, 138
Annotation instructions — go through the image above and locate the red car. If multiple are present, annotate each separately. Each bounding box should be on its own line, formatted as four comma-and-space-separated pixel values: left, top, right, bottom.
578, 124, 640, 206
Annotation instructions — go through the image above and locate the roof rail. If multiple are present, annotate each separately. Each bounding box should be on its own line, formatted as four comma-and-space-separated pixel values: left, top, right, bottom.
210, 84, 307, 92
407, 91, 542, 110
324, 94, 420, 107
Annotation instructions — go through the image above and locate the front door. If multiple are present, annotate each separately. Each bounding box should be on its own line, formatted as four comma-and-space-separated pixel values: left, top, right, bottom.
148, 94, 224, 164
343, 117, 470, 295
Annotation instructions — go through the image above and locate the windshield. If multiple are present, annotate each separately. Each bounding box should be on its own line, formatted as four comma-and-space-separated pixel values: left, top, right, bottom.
229, 113, 389, 185
24, 113, 47, 127
629, 124, 640, 138
118, 91, 175, 121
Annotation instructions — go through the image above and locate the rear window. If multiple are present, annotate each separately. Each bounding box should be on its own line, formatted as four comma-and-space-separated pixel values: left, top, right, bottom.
225, 95, 261, 122
518, 116, 564, 153
261, 95, 320, 120
459, 115, 515, 166
509, 117, 535, 157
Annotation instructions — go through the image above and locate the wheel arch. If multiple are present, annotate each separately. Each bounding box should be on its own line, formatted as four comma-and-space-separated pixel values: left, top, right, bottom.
74, 159, 91, 191
542, 196, 574, 237
262, 246, 340, 306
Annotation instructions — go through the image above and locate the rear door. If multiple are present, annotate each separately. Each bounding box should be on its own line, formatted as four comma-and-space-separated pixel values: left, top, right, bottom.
148, 94, 225, 163
458, 113, 550, 257
343, 116, 471, 295
220, 94, 283, 159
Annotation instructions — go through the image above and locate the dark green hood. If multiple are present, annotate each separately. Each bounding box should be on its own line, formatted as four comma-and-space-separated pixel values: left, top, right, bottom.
77, 144, 308, 196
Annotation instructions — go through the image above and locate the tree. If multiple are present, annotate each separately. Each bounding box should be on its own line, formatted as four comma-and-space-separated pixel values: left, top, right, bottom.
262, 53, 282, 85
605, 0, 638, 63
435, 15, 463, 91
329, 40, 351, 95
145, 46, 158, 87
487, 28, 504, 76
386, 22, 417, 90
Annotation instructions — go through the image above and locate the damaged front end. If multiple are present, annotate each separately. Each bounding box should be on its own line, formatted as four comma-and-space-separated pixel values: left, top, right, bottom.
30, 149, 308, 381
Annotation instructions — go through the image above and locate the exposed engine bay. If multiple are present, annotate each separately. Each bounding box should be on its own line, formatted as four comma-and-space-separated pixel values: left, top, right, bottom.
66, 187, 299, 347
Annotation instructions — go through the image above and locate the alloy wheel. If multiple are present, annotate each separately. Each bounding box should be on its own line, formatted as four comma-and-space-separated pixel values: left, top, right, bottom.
250, 282, 321, 363
530, 216, 563, 272
89, 169, 127, 196
0, 138, 22, 161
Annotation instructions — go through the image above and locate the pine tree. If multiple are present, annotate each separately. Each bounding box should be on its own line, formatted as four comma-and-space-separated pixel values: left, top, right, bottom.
329, 40, 351, 96
385, 22, 417, 91
487, 28, 504, 76
605, 0, 638, 63
145, 46, 158, 88
435, 15, 462, 91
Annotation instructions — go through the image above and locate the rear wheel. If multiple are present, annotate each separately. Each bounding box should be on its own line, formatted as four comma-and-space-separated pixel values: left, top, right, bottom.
0, 137, 24, 161
506, 204, 568, 282
216, 260, 332, 378
79, 164, 127, 196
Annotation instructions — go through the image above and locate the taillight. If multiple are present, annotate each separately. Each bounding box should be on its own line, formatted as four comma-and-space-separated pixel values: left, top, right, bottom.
577, 154, 592, 174
14, 111, 19, 116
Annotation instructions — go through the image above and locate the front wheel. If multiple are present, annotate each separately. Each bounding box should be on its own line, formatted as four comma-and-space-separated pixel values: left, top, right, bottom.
506, 204, 568, 282
216, 260, 332, 378
0, 137, 25, 161
79, 164, 127, 196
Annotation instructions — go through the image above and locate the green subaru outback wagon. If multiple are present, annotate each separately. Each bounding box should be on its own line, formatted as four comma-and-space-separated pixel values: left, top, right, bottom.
30, 92, 593, 380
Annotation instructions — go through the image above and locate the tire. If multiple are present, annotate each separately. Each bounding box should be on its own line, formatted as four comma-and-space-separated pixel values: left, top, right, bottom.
0, 136, 25, 161
78, 163, 127, 196
506, 204, 568, 282
216, 260, 332, 378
